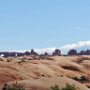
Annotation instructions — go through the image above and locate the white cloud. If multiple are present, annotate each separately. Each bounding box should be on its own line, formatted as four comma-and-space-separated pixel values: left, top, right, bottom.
35, 41, 90, 54
34, 48, 57, 54
61, 41, 90, 50
9, 48, 57, 54
7, 41, 90, 54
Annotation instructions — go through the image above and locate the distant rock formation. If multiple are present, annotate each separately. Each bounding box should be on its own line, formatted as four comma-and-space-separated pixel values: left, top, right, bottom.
1, 49, 90, 57
44, 52, 49, 56
78, 49, 90, 55
31, 49, 38, 55
0, 49, 38, 57
0, 52, 17, 57
68, 49, 77, 55
24, 51, 31, 56
52, 49, 61, 56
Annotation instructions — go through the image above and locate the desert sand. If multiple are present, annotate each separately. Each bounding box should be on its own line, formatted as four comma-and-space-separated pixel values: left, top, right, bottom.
0, 55, 90, 90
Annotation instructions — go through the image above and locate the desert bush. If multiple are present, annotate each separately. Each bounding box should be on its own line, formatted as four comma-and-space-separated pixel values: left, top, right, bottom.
49, 85, 60, 90
61, 84, 77, 90
49, 84, 77, 90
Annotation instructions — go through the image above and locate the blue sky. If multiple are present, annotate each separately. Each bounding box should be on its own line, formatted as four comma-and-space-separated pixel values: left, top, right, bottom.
0, 0, 90, 51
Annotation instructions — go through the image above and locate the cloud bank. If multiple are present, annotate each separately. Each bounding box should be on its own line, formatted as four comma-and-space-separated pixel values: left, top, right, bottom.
9, 41, 90, 54
61, 41, 90, 50
34, 41, 90, 54
35, 41, 90, 54
34, 48, 57, 54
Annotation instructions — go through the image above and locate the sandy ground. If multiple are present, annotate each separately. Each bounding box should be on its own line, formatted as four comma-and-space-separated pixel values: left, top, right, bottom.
0, 55, 90, 90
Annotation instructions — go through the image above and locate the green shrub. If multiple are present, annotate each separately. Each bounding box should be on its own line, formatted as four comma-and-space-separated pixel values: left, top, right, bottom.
49, 84, 77, 90
50, 85, 60, 90
61, 84, 77, 90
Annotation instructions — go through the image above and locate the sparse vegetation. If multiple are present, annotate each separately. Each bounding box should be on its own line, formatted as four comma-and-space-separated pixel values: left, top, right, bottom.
61, 84, 77, 90
50, 85, 60, 90
49, 84, 77, 90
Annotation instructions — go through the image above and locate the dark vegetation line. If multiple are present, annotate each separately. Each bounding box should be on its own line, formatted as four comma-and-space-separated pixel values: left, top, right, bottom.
0, 49, 90, 58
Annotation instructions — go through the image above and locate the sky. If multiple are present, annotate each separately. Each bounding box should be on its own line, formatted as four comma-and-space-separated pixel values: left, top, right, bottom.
0, 0, 90, 53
